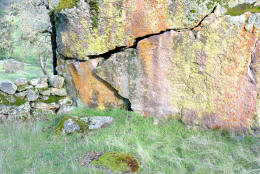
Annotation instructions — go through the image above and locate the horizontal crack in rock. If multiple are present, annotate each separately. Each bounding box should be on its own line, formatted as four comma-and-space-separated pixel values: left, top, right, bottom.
59, 6, 217, 61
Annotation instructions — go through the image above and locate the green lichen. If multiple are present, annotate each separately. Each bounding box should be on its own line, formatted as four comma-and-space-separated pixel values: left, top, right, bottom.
225, 3, 260, 16
90, 152, 141, 173
85, 0, 99, 28
54, 116, 89, 134
55, 0, 80, 14
0, 93, 26, 106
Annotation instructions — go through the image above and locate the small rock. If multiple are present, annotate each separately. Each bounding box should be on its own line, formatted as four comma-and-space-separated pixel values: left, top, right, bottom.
49, 75, 65, 88
58, 97, 73, 106
17, 85, 33, 92
15, 78, 28, 86
62, 118, 81, 134
81, 116, 114, 130
32, 109, 55, 117
0, 81, 17, 95
57, 105, 76, 115
35, 82, 48, 89
15, 91, 28, 98
39, 89, 51, 96
31, 102, 59, 110
39, 96, 49, 101
51, 88, 67, 96
27, 89, 39, 102
30, 77, 48, 87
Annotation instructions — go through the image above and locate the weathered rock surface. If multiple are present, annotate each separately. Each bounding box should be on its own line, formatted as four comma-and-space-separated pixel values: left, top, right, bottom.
3, 59, 24, 73
55, 116, 114, 134
57, 58, 125, 109
15, 78, 28, 86
51, 88, 67, 96
48, 75, 65, 88
27, 89, 39, 102
54, 0, 260, 132
0, 81, 17, 95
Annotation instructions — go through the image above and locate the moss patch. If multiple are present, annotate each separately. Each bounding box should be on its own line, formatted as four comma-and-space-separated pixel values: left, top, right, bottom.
85, 0, 99, 28
38, 95, 65, 104
0, 93, 26, 106
225, 3, 260, 16
54, 116, 89, 134
90, 152, 141, 173
55, 0, 80, 14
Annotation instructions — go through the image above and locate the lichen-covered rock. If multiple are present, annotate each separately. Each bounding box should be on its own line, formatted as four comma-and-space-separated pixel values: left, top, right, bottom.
48, 75, 65, 88
54, 115, 114, 134
51, 88, 67, 96
96, 8, 260, 132
80, 116, 114, 130
53, 0, 229, 59
57, 58, 125, 109
27, 89, 39, 102
55, 0, 260, 132
0, 81, 17, 95
54, 116, 89, 134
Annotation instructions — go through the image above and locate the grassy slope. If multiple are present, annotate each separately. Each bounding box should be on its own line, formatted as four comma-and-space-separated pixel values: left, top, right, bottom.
0, 109, 259, 174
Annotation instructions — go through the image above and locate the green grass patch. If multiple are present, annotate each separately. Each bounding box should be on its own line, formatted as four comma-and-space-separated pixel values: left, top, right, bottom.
0, 108, 259, 173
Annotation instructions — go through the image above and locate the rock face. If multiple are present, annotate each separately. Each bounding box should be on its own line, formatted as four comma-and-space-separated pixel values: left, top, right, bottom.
53, 0, 260, 132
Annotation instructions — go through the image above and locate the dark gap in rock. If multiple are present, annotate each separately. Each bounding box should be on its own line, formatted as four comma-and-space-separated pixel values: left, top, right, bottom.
89, 46, 127, 59
93, 73, 132, 111
49, 12, 58, 75
249, 39, 259, 84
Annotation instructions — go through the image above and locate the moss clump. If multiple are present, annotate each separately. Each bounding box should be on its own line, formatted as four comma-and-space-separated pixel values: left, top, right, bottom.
225, 3, 260, 16
55, 0, 80, 14
90, 152, 141, 173
0, 93, 26, 106
54, 116, 89, 134
85, 0, 99, 28
38, 95, 65, 104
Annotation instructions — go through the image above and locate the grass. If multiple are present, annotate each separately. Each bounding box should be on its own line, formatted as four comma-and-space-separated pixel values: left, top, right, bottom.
0, 108, 259, 174
0, 64, 52, 81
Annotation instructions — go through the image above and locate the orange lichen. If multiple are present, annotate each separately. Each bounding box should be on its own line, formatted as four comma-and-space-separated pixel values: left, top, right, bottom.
124, 0, 167, 46
67, 60, 123, 109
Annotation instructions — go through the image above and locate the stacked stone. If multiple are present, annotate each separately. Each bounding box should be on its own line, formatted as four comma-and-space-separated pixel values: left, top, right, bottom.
0, 75, 75, 120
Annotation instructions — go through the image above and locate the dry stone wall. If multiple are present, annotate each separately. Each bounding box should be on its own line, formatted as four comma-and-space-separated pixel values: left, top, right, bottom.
49, 0, 260, 132
0, 75, 75, 120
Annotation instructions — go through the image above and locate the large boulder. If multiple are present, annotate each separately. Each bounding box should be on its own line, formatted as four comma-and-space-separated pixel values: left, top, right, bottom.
3, 59, 24, 73
54, 0, 260, 132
